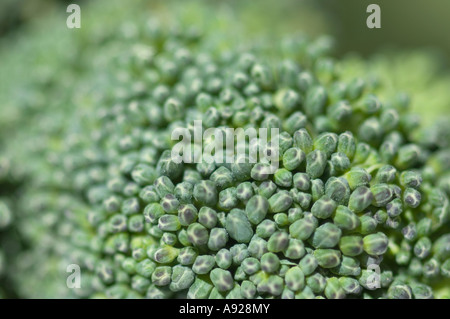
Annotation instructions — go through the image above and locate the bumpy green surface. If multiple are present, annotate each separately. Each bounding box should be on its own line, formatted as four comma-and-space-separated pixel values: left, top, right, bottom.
0, 1, 449, 299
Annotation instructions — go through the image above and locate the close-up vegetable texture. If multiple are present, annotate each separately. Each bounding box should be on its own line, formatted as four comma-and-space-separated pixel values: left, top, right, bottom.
0, 0, 449, 299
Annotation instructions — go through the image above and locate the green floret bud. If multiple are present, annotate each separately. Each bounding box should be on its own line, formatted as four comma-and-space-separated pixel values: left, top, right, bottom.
250, 163, 272, 181
374, 165, 397, 184
197, 207, 217, 229
178, 204, 198, 227
411, 283, 433, 299
241, 257, 261, 275
355, 94, 381, 114
240, 280, 257, 299
441, 259, 450, 277
131, 164, 158, 185
170, 265, 195, 292
131, 275, 151, 294
109, 214, 128, 233
267, 231, 290, 252
291, 190, 312, 210
188, 276, 214, 299
218, 187, 238, 211
370, 183, 393, 207
314, 132, 338, 157
325, 177, 351, 205
256, 274, 284, 297
192, 255, 216, 275
236, 182, 254, 204
293, 173, 310, 191
293, 129, 313, 154
353, 143, 372, 164
348, 186, 374, 213
314, 249, 341, 268
260, 252, 280, 273
135, 259, 156, 278
414, 237, 432, 259
339, 236, 364, 257
151, 266, 172, 286
417, 218, 432, 237
161, 232, 178, 246
331, 256, 361, 277
310, 223, 342, 249
396, 144, 422, 169
122, 197, 140, 215
248, 236, 268, 260
257, 180, 277, 198
359, 215, 376, 235
344, 167, 371, 190
230, 244, 250, 265
158, 215, 181, 232
306, 150, 327, 179
400, 170, 422, 189
283, 239, 306, 260
403, 187, 422, 208
187, 223, 209, 246
311, 195, 337, 219
154, 176, 175, 198
128, 215, 145, 233
423, 258, 440, 278
386, 198, 403, 218
387, 282, 413, 299
274, 168, 293, 188
324, 277, 346, 299
215, 249, 233, 270
152, 245, 179, 264
327, 100, 352, 123
379, 108, 399, 132
306, 272, 327, 294
256, 219, 277, 238
339, 277, 362, 295
193, 180, 218, 207
337, 131, 356, 160
160, 194, 180, 214
287, 207, 303, 224
311, 179, 325, 202
433, 234, 450, 261
358, 117, 382, 143
284, 267, 305, 292
210, 268, 234, 292
289, 213, 318, 241
274, 89, 301, 113
268, 191, 293, 213
210, 166, 234, 190
183, 169, 202, 185
304, 85, 327, 117
231, 160, 253, 183
299, 254, 318, 276
207, 228, 228, 251
333, 205, 360, 230
283, 112, 307, 136
331, 152, 350, 172
196, 162, 216, 178
225, 209, 253, 243
173, 182, 194, 204
363, 232, 389, 255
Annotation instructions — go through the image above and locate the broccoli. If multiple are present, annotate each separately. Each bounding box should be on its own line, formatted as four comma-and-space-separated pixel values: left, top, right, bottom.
0, 0, 449, 299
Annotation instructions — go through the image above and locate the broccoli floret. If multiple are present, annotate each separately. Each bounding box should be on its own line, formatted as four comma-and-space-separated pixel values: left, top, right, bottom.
0, 0, 449, 299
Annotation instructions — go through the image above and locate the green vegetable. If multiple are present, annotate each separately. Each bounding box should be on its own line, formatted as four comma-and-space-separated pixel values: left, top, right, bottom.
0, 0, 448, 300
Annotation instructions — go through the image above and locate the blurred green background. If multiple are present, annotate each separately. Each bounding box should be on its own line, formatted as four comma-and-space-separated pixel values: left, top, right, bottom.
2, 0, 450, 62
1, 0, 449, 126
